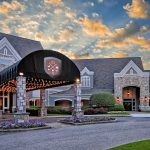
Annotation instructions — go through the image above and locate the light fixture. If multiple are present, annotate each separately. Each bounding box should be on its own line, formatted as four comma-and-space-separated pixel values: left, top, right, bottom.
76, 78, 80, 84
19, 72, 24, 76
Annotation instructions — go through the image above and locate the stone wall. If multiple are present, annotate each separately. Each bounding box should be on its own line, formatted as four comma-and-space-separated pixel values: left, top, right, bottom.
16, 76, 26, 112
114, 74, 150, 111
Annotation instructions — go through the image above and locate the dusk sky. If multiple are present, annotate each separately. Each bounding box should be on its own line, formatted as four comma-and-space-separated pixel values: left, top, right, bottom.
0, 0, 150, 69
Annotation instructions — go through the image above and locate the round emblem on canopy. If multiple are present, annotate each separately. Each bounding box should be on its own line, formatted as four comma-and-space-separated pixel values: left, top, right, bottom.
44, 57, 62, 78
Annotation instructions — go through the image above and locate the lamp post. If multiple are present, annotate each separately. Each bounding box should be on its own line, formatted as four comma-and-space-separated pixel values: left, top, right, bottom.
72, 78, 83, 118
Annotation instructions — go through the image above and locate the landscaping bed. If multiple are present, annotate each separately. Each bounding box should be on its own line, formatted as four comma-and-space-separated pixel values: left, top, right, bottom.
0, 120, 50, 132
60, 116, 116, 125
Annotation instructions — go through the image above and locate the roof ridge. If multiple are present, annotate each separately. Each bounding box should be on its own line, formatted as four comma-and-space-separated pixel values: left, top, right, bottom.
73, 57, 141, 61
0, 32, 40, 42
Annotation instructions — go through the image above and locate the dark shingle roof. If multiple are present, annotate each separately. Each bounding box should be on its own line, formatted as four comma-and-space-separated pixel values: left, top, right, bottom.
51, 57, 144, 95
0, 32, 43, 58
74, 57, 143, 91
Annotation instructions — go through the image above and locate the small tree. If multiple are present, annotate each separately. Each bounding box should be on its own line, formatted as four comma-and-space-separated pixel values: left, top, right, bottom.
90, 92, 115, 107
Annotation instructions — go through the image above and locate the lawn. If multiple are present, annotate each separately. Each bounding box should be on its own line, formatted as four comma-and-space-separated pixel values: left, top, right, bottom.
47, 114, 71, 116
109, 139, 150, 150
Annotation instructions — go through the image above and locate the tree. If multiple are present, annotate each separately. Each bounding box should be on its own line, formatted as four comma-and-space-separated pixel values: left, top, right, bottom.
90, 92, 115, 107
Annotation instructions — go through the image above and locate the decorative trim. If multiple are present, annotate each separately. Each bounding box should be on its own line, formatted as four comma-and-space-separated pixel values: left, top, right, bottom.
0, 37, 21, 60
114, 60, 149, 77
81, 67, 94, 75
54, 98, 73, 102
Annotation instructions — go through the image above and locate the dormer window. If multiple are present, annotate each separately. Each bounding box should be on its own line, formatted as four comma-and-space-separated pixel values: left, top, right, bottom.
81, 76, 90, 87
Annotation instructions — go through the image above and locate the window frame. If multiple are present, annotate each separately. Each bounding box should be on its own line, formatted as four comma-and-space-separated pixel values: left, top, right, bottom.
81, 75, 91, 88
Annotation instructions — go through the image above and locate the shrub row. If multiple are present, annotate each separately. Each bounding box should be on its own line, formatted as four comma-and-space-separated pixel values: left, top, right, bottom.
109, 104, 125, 111
47, 106, 72, 114
84, 107, 108, 115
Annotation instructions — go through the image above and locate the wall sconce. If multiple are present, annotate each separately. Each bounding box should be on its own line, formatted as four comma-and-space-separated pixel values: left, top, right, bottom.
116, 97, 120, 102
76, 78, 80, 84
19, 72, 24, 76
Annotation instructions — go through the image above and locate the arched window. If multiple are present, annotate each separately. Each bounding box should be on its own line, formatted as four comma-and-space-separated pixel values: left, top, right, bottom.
4, 48, 7, 55
81, 76, 90, 87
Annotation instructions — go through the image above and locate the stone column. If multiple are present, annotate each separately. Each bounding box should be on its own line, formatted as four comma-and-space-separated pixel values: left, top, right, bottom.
39, 89, 47, 117
72, 82, 83, 118
14, 76, 29, 123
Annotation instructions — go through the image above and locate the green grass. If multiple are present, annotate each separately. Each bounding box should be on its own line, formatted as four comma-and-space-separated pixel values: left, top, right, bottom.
107, 111, 129, 115
109, 139, 150, 150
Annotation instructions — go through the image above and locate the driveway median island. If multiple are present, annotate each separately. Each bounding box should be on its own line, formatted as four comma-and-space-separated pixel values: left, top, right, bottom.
0, 120, 52, 132
60, 116, 116, 125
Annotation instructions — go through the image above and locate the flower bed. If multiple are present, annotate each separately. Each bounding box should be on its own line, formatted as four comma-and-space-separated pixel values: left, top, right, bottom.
0, 120, 46, 130
61, 116, 116, 125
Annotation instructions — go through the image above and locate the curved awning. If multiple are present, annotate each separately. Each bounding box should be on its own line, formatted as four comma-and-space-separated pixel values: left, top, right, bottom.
0, 50, 80, 92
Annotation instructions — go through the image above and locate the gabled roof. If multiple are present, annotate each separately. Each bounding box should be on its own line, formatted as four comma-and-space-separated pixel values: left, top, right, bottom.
0, 32, 43, 58
74, 57, 144, 91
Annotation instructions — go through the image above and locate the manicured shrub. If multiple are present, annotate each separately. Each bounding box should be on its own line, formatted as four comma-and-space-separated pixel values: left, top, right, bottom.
26, 106, 39, 116
90, 92, 115, 107
47, 106, 72, 114
109, 104, 125, 111
84, 107, 108, 115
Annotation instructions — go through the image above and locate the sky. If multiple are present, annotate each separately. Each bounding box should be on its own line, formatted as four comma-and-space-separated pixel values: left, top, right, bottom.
0, 0, 150, 69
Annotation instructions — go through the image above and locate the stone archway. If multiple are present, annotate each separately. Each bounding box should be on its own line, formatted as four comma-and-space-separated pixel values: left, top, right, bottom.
122, 86, 140, 111
114, 60, 150, 111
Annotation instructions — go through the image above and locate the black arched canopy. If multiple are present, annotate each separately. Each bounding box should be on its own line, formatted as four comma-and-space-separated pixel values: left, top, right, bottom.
0, 50, 80, 92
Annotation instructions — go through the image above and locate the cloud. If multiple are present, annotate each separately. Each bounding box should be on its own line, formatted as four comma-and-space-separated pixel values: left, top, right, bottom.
76, 17, 110, 37
143, 61, 150, 69
98, 0, 104, 3
108, 52, 129, 58
49, 28, 75, 43
123, 0, 150, 19
97, 21, 150, 49
0, 0, 25, 14
57, 49, 93, 59
44, 0, 63, 6
57, 49, 78, 59
128, 36, 150, 51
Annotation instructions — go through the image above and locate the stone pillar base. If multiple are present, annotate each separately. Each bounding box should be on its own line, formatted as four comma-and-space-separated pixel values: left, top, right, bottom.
38, 108, 47, 117
14, 112, 30, 123
139, 106, 150, 112
72, 110, 84, 118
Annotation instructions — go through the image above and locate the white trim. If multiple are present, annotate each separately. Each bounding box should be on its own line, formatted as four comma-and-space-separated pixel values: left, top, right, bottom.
81, 75, 91, 87
0, 37, 21, 60
114, 60, 149, 77
81, 67, 94, 75
54, 98, 73, 102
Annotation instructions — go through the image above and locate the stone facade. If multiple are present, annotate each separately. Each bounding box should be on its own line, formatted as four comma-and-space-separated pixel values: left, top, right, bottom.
16, 76, 27, 112
114, 61, 150, 111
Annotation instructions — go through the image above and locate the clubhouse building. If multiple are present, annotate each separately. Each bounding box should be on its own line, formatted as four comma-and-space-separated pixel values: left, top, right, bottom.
0, 32, 150, 112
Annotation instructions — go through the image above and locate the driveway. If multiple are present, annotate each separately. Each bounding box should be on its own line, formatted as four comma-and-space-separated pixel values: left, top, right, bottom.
0, 117, 150, 150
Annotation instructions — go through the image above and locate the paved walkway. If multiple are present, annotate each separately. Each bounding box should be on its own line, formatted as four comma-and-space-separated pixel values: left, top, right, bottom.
129, 111, 150, 117
0, 117, 150, 150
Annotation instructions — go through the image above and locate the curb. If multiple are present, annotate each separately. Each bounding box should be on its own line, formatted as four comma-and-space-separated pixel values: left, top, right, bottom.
60, 119, 117, 125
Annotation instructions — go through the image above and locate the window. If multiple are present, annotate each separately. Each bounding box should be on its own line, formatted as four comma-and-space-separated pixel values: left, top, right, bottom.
81, 76, 90, 87
4, 48, 7, 55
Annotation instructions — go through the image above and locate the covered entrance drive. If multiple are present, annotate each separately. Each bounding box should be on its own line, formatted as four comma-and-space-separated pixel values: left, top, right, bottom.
0, 50, 81, 122
123, 86, 140, 111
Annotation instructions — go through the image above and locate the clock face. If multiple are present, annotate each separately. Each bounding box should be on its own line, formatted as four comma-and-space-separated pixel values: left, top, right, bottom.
44, 57, 62, 78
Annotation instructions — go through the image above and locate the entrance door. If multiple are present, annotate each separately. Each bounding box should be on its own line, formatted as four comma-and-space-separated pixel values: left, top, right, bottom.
123, 86, 140, 111
123, 100, 132, 111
